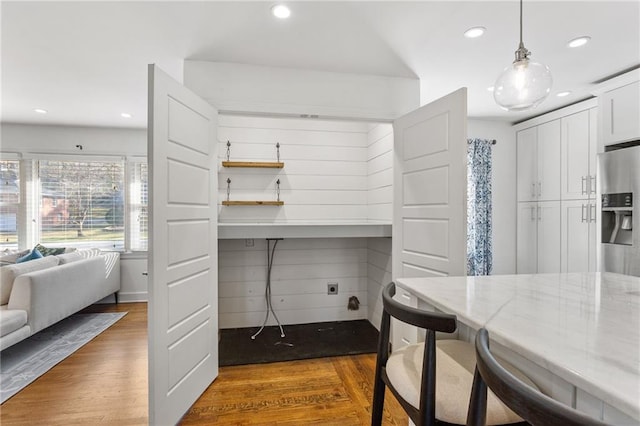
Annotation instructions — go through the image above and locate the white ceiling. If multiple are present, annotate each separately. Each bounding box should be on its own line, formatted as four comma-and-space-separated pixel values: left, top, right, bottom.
2, 1, 639, 129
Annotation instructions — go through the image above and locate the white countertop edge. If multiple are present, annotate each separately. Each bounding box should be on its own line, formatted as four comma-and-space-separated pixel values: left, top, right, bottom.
218, 222, 392, 239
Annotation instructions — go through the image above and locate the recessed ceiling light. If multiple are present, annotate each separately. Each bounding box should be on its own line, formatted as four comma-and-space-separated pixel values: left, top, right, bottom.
121, 112, 132, 118
464, 26, 486, 38
567, 36, 591, 48
556, 91, 572, 97
271, 4, 291, 19
34, 108, 48, 114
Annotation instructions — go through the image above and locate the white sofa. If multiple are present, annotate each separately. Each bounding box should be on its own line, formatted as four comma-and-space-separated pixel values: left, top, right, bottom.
0, 250, 120, 351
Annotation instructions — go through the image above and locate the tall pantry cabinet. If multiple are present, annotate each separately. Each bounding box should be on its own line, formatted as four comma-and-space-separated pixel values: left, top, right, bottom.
560, 108, 598, 272
516, 99, 597, 274
516, 121, 561, 273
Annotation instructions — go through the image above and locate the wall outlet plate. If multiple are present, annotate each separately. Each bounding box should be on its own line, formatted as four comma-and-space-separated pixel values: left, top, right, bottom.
327, 282, 338, 295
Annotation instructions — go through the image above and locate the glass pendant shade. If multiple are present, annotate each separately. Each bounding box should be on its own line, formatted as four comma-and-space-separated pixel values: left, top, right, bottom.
494, 58, 552, 111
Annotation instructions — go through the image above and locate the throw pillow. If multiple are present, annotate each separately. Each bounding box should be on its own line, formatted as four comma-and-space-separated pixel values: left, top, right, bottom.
16, 248, 44, 263
34, 243, 66, 257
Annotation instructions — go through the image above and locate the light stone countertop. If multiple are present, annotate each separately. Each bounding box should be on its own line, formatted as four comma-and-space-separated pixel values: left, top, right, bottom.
395, 272, 640, 421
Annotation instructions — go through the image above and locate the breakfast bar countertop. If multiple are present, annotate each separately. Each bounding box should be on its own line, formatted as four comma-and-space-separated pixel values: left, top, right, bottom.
394, 272, 640, 422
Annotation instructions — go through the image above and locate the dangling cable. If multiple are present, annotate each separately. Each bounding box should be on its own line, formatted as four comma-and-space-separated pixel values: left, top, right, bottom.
251, 239, 285, 339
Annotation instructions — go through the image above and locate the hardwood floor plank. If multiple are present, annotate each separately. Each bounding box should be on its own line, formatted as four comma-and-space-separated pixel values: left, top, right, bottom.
1, 303, 408, 426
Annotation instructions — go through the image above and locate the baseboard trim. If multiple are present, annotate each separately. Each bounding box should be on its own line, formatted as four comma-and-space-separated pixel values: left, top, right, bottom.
117, 291, 148, 303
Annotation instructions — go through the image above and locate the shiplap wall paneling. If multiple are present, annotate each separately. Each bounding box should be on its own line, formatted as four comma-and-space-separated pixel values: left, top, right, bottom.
218, 115, 369, 222
366, 237, 392, 330
218, 238, 369, 328
367, 123, 394, 222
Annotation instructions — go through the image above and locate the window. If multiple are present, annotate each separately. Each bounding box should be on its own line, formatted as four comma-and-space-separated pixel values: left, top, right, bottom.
129, 161, 148, 251
0, 160, 20, 250
39, 160, 125, 250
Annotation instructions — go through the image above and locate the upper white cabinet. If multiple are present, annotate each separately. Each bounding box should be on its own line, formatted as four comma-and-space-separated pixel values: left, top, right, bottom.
516, 120, 560, 202
600, 80, 640, 146
515, 99, 597, 274
561, 108, 598, 200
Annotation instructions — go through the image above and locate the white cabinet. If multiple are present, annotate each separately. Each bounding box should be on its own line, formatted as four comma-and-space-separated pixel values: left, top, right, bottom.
391, 287, 418, 352
517, 120, 560, 202
600, 80, 640, 146
517, 127, 537, 202
561, 108, 598, 200
517, 201, 561, 273
561, 200, 597, 272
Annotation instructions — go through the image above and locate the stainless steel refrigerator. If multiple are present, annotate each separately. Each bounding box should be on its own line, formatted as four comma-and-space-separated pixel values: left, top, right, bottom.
598, 145, 640, 276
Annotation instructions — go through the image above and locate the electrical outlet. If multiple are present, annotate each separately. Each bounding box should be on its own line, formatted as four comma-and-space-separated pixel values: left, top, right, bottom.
245, 239, 254, 247
327, 282, 338, 295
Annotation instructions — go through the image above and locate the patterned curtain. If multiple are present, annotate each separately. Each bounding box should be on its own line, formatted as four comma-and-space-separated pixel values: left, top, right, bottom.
467, 138, 493, 275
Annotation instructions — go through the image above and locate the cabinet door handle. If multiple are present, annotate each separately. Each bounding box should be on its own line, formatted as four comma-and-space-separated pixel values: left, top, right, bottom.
581, 176, 587, 195
590, 204, 596, 223
590, 175, 596, 195
581, 204, 587, 223
531, 183, 536, 198
538, 182, 542, 197
537, 206, 542, 221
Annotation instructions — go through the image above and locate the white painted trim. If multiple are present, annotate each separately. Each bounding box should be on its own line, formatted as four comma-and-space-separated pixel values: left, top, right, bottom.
513, 98, 598, 132
590, 68, 640, 96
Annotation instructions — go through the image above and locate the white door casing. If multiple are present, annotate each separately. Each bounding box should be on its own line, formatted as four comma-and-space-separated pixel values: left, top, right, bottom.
148, 64, 219, 425
392, 88, 467, 279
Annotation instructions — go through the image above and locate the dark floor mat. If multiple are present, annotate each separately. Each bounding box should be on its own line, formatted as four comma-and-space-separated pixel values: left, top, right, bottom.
219, 319, 379, 366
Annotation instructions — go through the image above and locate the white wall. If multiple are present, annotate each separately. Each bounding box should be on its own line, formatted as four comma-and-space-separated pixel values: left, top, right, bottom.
467, 119, 517, 274
366, 237, 392, 330
367, 123, 393, 222
1, 123, 146, 155
218, 238, 368, 328
217, 115, 372, 223
184, 61, 420, 121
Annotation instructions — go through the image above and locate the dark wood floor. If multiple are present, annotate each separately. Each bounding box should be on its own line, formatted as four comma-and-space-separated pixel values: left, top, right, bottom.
0, 303, 407, 425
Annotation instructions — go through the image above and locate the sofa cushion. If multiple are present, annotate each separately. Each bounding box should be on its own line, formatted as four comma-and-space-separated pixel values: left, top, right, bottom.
34, 243, 66, 257
0, 256, 60, 305
0, 309, 28, 337
56, 251, 84, 264
17, 248, 43, 263
0, 249, 30, 266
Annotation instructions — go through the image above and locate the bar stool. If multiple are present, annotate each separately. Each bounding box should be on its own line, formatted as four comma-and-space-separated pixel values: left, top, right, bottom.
371, 282, 534, 426
467, 328, 609, 426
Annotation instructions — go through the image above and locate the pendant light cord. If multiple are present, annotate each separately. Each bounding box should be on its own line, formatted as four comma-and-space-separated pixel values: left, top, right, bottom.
519, 0, 523, 47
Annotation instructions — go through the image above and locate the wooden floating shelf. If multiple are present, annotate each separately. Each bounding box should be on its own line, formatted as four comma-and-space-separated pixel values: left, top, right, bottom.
222, 201, 284, 206
222, 161, 284, 169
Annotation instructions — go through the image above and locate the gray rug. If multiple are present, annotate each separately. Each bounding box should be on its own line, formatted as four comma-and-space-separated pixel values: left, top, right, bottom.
0, 312, 126, 403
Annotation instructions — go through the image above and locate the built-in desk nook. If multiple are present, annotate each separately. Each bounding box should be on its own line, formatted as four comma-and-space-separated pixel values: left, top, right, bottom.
393, 272, 640, 425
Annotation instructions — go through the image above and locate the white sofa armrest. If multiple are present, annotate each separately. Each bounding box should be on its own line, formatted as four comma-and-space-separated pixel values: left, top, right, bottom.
8, 256, 120, 334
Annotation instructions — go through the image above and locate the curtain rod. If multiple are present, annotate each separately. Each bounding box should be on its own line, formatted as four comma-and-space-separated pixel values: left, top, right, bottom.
468, 139, 497, 145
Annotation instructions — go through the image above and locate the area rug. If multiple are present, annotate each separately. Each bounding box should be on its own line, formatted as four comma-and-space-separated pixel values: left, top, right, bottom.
0, 312, 126, 403
219, 319, 379, 366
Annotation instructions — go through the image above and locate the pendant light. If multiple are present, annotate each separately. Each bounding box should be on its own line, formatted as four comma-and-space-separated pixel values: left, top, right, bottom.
494, 0, 552, 111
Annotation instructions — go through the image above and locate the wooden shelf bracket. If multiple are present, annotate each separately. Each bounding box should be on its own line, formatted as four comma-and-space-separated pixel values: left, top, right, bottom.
223, 177, 284, 206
